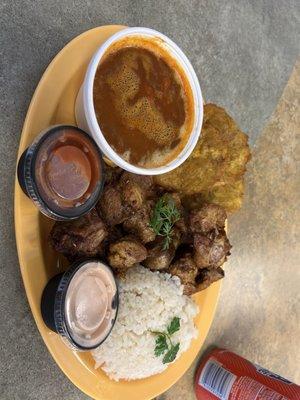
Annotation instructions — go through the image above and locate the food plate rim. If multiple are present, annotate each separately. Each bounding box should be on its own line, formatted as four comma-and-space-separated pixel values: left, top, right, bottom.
14, 25, 222, 400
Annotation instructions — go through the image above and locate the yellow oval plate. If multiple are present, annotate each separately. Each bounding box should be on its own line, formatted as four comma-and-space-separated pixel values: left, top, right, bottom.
14, 25, 221, 400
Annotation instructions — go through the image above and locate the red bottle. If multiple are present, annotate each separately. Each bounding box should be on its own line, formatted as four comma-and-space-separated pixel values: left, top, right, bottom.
195, 348, 300, 400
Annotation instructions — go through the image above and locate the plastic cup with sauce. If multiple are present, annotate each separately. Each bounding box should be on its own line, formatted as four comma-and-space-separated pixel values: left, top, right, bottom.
41, 259, 118, 351
75, 27, 203, 176
17, 125, 104, 220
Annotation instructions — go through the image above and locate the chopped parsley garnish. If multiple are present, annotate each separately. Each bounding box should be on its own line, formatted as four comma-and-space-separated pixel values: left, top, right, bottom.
149, 195, 181, 250
152, 317, 181, 364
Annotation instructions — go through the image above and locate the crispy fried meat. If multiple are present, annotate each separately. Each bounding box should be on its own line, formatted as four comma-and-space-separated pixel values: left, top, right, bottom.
108, 237, 147, 270
98, 172, 155, 226
144, 241, 175, 271
193, 230, 231, 269
49, 209, 108, 261
49, 162, 231, 295
97, 185, 126, 226
190, 203, 226, 234
168, 253, 198, 295
123, 202, 156, 243
196, 267, 225, 291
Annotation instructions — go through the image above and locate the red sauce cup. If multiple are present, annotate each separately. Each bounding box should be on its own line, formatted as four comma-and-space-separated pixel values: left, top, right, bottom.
17, 125, 105, 220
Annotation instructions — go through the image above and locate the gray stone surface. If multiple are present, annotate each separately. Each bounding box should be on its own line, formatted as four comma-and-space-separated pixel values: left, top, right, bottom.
0, 1, 299, 399
159, 61, 300, 400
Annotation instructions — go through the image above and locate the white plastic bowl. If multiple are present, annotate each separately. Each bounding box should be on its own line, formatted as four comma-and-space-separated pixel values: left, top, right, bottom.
75, 27, 203, 175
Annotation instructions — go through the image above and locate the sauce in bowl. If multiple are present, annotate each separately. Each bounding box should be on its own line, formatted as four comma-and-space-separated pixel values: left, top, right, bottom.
64, 261, 118, 348
41, 260, 118, 350
17, 125, 104, 220
93, 37, 195, 168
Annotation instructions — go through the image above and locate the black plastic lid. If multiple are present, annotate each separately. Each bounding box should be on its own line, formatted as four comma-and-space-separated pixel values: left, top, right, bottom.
17, 125, 105, 221
41, 259, 119, 351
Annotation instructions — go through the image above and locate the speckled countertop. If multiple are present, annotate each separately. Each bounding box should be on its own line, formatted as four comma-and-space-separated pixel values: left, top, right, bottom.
158, 60, 300, 400
0, 1, 299, 399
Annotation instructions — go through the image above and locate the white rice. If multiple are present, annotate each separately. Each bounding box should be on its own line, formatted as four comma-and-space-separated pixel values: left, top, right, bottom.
91, 265, 199, 381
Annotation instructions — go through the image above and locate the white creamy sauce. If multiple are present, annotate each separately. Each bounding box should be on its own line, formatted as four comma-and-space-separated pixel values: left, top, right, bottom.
64, 261, 117, 348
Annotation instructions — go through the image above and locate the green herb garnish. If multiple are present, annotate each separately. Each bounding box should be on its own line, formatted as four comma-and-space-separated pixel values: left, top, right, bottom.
152, 317, 181, 364
149, 195, 181, 250
167, 316, 180, 335
154, 335, 168, 356
163, 342, 180, 364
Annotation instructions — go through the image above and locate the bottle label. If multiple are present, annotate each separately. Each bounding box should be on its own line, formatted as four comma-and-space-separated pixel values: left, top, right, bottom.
253, 364, 293, 385
195, 349, 300, 400
199, 359, 236, 400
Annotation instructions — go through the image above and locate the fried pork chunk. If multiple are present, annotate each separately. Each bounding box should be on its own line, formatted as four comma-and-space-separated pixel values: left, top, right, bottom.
166, 203, 230, 293
193, 231, 231, 269
143, 227, 182, 270
97, 185, 125, 226
144, 242, 174, 271
97, 172, 154, 226
119, 173, 149, 211
49, 209, 108, 261
168, 254, 198, 295
144, 246, 175, 270
123, 202, 156, 243
196, 267, 224, 291
190, 203, 226, 234
108, 237, 147, 270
